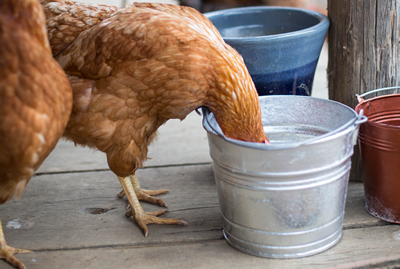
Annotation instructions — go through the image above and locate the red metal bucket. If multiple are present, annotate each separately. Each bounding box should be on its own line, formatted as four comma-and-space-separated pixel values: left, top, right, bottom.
355, 87, 400, 223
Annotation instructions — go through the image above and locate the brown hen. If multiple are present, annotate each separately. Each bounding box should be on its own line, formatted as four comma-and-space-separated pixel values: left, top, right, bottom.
0, 0, 72, 268
42, 1, 268, 237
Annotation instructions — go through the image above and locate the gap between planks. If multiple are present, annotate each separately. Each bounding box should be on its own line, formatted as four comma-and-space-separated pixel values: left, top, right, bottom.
33, 162, 212, 176
24, 238, 225, 253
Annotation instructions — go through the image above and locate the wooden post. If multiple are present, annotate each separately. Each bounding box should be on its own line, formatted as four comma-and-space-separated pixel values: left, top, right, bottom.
327, 0, 400, 181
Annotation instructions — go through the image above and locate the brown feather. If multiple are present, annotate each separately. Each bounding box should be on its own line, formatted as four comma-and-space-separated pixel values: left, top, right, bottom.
44, 2, 267, 178
0, 0, 72, 203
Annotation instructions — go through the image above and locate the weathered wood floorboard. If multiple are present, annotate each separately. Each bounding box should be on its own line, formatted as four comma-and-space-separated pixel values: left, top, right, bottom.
2, 225, 400, 269
1, 165, 221, 251
1, 161, 396, 269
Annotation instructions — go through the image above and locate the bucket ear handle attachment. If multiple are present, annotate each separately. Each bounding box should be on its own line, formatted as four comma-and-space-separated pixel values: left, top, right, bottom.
355, 109, 368, 125
351, 109, 368, 145
356, 94, 364, 104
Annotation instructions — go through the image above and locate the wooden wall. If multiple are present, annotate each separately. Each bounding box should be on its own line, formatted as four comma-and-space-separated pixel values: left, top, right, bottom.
327, 0, 400, 181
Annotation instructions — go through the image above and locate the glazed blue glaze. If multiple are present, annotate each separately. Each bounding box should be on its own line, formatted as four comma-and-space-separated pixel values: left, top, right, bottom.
252, 59, 318, 96
204, 7, 329, 96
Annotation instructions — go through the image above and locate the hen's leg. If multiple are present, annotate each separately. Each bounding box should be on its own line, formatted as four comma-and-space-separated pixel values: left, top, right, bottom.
118, 176, 188, 237
0, 217, 31, 269
117, 174, 168, 207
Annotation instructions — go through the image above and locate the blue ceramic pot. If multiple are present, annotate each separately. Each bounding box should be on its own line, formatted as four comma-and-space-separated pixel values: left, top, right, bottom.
204, 7, 329, 96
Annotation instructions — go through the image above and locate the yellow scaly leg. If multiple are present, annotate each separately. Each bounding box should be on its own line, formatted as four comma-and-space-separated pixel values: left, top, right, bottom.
117, 174, 168, 207
118, 176, 188, 237
0, 217, 31, 269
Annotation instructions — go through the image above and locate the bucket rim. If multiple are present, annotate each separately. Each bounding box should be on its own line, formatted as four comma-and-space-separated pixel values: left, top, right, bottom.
355, 88, 400, 130
202, 95, 367, 150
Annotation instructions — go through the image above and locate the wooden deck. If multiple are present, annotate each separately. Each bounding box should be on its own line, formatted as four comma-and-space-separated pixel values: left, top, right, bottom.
2, 47, 400, 269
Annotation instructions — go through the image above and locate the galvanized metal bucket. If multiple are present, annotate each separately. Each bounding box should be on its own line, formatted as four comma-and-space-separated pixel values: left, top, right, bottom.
202, 95, 366, 258
355, 87, 400, 224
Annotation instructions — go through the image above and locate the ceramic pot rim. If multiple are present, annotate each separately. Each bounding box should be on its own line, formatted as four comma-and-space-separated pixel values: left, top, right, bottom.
204, 6, 330, 43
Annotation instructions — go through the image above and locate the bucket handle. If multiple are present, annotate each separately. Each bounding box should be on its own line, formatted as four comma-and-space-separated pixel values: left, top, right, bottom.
351, 109, 368, 145
356, 86, 400, 102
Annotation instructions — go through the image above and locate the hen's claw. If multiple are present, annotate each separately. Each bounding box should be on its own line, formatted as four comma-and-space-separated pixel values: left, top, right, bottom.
118, 175, 188, 237
135, 214, 188, 238
0, 218, 31, 269
125, 209, 188, 237
117, 175, 169, 208
117, 189, 125, 198
0, 247, 30, 269
141, 189, 169, 196
136, 189, 168, 207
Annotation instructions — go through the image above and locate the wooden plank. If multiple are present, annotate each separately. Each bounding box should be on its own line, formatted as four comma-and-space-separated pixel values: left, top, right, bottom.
37, 111, 211, 174
327, 0, 400, 114
1, 165, 221, 251
1, 162, 385, 252
3, 225, 400, 269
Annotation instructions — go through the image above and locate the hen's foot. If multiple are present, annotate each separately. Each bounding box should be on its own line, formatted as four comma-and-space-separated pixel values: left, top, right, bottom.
0, 218, 31, 269
125, 208, 187, 237
0, 246, 30, 269
118, 176, 188, 237
117, 174, 168, 207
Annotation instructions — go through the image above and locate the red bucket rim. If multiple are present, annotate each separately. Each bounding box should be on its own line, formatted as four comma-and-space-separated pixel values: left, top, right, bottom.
355, 93, 400, 130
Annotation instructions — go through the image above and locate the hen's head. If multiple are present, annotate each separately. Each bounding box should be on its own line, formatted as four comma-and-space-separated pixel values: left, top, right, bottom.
206, 44, 269, 144
167, 9, 268, 143
129, 5, 269, 144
